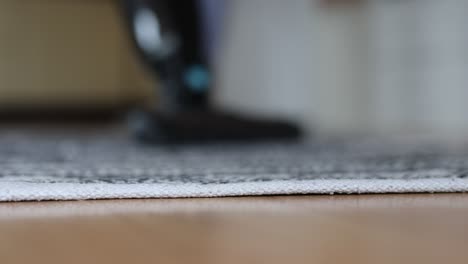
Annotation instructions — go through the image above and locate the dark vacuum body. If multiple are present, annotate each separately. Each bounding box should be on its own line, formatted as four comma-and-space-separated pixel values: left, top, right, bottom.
121, 0, 301, 143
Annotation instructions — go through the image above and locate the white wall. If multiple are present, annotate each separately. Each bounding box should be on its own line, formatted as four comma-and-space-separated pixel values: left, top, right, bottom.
215, 0, 316, 133
217, 0, 468, 138
215, 0, 371, 136
369, 0, 468, 137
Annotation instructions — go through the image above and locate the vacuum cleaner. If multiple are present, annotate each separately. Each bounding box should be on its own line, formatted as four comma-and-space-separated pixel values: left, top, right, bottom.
120, 0, 301, 143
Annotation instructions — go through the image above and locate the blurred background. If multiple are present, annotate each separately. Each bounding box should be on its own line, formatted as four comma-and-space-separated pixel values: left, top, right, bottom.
1, 0, 467, 139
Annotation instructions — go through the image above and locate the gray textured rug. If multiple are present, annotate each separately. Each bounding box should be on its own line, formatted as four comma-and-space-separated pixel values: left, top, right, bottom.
1, 125, 468, 201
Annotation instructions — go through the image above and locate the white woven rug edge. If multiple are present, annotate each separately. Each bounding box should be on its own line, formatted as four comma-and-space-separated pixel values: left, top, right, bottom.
2, 178, 468, 202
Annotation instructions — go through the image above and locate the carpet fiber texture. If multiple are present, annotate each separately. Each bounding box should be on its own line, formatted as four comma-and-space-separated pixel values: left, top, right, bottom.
1, 126, 468, 201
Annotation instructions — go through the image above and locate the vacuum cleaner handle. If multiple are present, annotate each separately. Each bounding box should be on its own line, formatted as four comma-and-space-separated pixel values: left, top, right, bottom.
120, 0, 210, 111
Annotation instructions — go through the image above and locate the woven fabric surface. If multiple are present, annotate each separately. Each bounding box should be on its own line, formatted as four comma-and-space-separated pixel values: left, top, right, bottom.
1, 125, 468, 201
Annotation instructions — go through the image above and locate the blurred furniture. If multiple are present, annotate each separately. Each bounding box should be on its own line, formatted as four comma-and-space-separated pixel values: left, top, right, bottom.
0, 0, 153, 112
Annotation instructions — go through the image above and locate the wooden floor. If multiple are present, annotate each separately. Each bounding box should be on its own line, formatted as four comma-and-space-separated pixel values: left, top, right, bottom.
1, 194, 468, 264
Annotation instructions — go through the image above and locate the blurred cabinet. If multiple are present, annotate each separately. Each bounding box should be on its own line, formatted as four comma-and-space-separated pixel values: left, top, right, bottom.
0, 0, 153, 110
